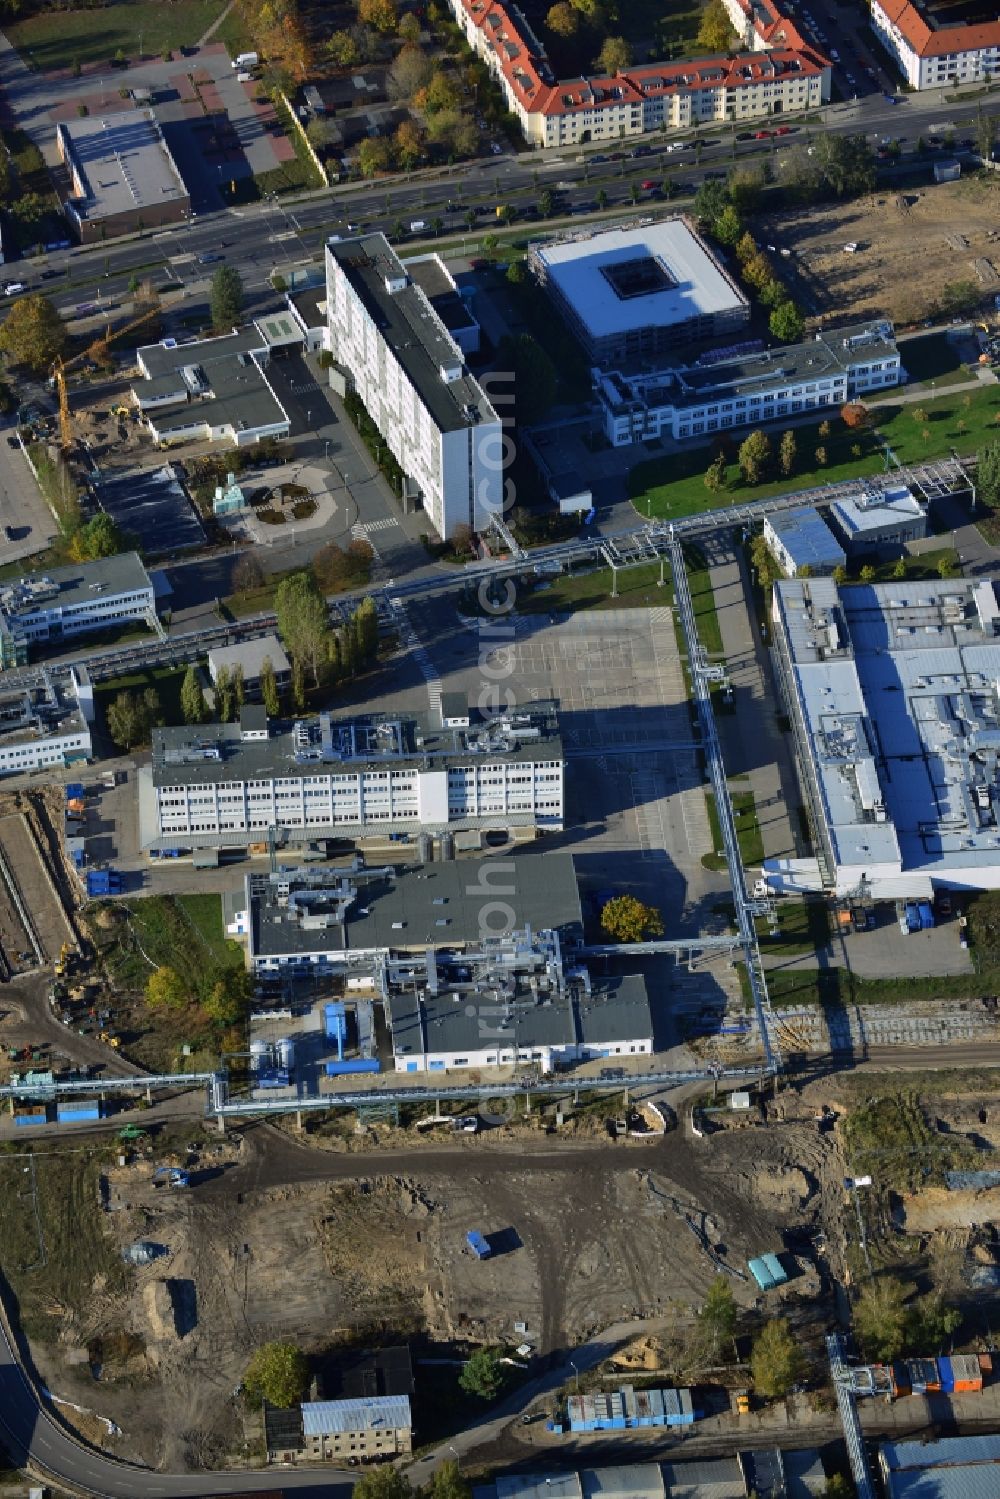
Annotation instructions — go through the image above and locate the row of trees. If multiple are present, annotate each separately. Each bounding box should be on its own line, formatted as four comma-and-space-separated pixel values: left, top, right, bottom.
695, 187, 807, 344
357, 119, 429, 177
274, 570, 380, 706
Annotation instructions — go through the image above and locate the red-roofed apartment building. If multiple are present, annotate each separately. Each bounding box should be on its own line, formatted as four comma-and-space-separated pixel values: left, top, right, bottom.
447, 0, 831, 147
868, 0, 1000, 89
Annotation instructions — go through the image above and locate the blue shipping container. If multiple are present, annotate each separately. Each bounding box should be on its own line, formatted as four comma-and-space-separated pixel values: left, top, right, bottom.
57, 1104, 101, 1123
938, 1356, 955, 1394
466, 1230, 491, 1260
325, 1057, 380, 1076
918, 901, 935, 929
65, 782, 85, 802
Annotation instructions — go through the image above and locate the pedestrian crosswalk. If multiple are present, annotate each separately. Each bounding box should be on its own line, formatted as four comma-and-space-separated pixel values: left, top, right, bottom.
357, 516, 401, 534
387, 596, 441, 716
289, 378, 321, 397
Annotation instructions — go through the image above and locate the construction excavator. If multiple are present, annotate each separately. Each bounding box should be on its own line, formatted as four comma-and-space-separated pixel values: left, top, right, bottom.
50, 301, 161, 451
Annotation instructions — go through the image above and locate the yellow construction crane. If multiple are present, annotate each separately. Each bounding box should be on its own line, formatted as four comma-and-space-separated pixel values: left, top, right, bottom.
51, 301, 161, 451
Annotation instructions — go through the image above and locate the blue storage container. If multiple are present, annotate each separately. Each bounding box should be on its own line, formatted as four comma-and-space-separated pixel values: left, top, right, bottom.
918, 901, 935, 929
466, 1230, 491, 1260
57, 1103, 101, 1123
65, 782, 85, 802
325, 1057, 380, 1076
938, 1356, 955, 1394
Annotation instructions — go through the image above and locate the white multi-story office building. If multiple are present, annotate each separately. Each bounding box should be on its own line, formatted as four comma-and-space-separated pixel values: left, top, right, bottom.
325, 235, 502, 541
0, 553, 155, 669
597, 322, 903, 447
870, 0, 1000, 90
143, 704, 563, 852
0, 668, 93, 776
447, 0, 829, 147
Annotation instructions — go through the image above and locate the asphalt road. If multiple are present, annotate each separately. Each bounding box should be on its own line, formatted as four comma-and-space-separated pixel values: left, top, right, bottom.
1, 84, 994, 326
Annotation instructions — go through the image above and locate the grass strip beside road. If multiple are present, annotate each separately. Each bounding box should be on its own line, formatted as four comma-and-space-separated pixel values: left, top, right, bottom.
702, 788, 763, 871
630, 386, 1000, 523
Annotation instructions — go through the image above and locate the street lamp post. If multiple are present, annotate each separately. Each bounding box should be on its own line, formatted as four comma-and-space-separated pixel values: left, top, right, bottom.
568, 1359, 579, 1393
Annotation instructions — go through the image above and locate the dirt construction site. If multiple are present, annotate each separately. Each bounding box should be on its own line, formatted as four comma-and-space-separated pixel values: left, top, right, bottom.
0, 787, 80, 980
0, 1096, 855, 1471
762, 174, 1000, 324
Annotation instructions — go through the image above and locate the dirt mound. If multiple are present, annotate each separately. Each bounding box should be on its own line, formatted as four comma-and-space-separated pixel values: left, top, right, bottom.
317, 1178, 432, 1320
749, 1165, 815, 1215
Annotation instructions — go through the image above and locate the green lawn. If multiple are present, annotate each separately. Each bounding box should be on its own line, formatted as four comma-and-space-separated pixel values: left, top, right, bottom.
898, 331, 977, 389
630, 385, 1000, 522
93, 892, 242, 993
746, 964, 1000, 1010
702, 788, 763, 871
515, 560, 671, 614
7, 0, 230, 70
755, 900, 830, 952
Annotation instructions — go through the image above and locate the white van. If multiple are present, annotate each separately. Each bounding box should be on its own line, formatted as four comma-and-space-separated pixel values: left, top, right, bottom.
2, 282, 26, 296
233, 51, 259, 69
409, 219, 427, 233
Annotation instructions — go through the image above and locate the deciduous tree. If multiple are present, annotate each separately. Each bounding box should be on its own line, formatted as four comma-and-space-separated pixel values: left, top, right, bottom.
243, 1341, 310, 1408
697, 1276, 738, 1359
215, 664, 234, 723
704, 453, 727, 492
327, 28, 361, 66
357, 0, 397, 32
428, 1461, 470, 1499
354, 1468, 413, 1499
600, 894, 664, 942
146, 965, 188, 1009
697, 0, 734, 51
856, 1275, 910, 1361
769, 300, 805, 343
358, 136, 394, 177
259, 655, 281, 718
713, 203, 742, 245
0, 292, 66, 372
546, 1, 579, 36
738, 429, 771, 485
210, 265, 244, 332
595, 35, 631, 74
276, 570, 330, 686
233, 551, 264, 597
779, 429, 797, 478
388, 42, 433, 100
751, 1318, 804, 1398
181, 664, 206, 725
459, 1346, 507, 1399
841, 402, 869, 429
393, 118, 426, 169
977, 440, 1000, 511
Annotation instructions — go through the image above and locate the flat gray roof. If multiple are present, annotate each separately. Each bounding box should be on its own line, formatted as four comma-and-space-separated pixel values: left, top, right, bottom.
0, 551, 151, 619
59, 110, 187, 222
254, 852, 583, 960
328, 235, 496, 435
535, 220, 747, 339
152, 705, 562, 788
208, 634, 290, 680
134, 327, 289, 437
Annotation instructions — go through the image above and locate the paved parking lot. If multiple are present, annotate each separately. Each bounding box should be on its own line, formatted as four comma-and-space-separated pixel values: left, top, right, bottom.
0, 427, 59, 565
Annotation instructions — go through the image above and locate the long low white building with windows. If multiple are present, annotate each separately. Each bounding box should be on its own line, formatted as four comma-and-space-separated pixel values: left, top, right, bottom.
0, 668, 93, 776
768, 575, 1000, 898
0, 553, 155, 670
325, 234, 502, 541
141, 703, 564, 852
597, 322, 903, 447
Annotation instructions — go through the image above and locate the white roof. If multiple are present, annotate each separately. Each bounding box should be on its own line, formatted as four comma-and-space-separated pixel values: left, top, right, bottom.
830, 482, 923, 538
535, 220, 745, 338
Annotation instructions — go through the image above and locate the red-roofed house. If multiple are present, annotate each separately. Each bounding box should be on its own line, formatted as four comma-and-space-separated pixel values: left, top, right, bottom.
870, 0, 1000, 89
447, 0, 831, 146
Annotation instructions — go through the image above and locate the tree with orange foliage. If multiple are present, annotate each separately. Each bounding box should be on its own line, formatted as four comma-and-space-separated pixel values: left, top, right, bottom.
841, 402, 869, 429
